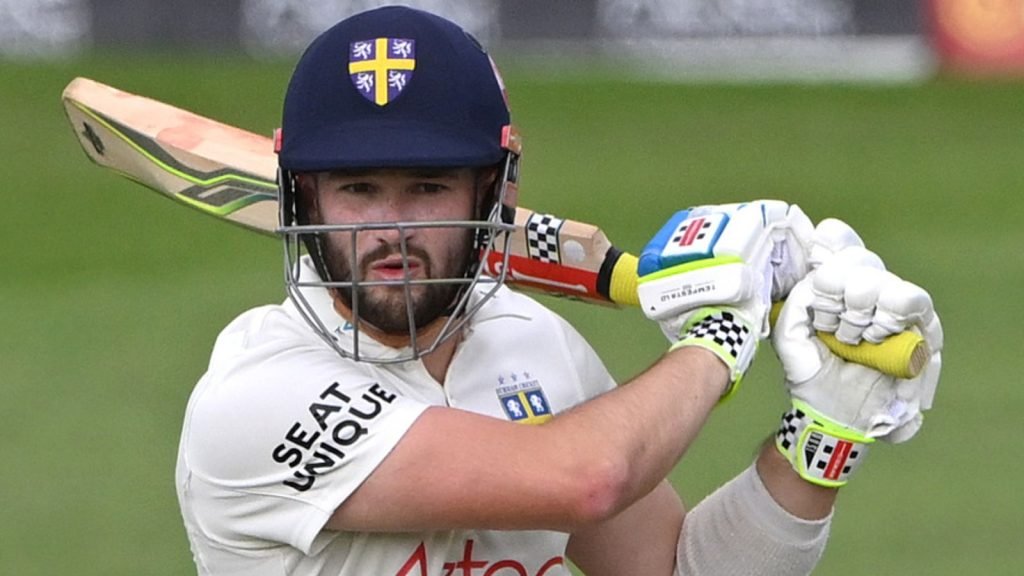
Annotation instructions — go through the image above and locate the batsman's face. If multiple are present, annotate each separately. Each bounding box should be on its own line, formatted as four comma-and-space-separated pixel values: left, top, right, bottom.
306, 168, 482, 335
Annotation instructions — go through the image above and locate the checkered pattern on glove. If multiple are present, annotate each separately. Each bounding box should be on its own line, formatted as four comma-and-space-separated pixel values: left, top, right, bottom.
670, 307, 757, 401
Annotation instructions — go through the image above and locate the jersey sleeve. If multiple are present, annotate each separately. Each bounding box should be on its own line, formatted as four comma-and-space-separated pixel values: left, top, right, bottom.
177, 308, 430, 554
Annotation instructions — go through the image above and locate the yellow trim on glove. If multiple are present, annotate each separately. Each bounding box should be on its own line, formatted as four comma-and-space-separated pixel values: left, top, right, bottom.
637, 255, 743, 284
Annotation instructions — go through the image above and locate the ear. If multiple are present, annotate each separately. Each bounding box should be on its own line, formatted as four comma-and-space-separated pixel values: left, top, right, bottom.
478, 166, 499, 190
294, 173, 323, 225
474, 165, 501, 217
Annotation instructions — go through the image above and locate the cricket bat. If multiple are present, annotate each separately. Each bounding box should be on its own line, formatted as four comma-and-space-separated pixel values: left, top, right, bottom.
61, 77, 928, 379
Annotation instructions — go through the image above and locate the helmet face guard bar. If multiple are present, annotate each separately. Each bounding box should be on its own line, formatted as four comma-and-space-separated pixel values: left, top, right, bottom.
280, 193, 515, 364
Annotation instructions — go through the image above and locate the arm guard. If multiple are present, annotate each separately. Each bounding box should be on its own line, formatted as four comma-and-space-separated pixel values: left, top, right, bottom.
675, 463, 831, 576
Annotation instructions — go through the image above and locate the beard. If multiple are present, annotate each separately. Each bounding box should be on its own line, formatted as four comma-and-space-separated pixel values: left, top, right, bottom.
321, 230, 475, 334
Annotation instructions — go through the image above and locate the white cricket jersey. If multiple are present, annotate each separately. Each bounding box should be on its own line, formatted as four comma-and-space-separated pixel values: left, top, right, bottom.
176, 256, 617, 576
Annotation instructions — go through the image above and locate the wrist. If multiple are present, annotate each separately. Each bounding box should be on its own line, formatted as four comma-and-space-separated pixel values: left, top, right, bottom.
756, 440, 838, 521
669, 307, 757, 402
665, 344, 731, 398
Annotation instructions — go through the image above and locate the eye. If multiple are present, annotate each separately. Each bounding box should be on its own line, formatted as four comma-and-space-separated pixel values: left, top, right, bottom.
415, 182, 448, 194
339, 182, 375, 195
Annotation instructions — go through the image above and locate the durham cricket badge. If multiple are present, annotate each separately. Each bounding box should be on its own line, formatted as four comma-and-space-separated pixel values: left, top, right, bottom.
349, 38, 416, 106
496, 372, 552, 425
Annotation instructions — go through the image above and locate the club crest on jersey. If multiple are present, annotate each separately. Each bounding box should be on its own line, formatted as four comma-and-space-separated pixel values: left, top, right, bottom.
349, 38, 416, 106
496, 373, 552, 425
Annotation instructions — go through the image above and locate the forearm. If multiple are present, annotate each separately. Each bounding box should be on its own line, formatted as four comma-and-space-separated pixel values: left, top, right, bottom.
675, 447, 833, 576
549, 346, 727, 519
612, 347, 728, 494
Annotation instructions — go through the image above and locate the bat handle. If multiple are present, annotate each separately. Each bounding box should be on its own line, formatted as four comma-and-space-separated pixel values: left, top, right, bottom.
608, 252, 927, 378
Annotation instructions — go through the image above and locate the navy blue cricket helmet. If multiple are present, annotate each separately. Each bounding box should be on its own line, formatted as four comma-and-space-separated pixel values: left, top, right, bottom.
277, 5, 515, 171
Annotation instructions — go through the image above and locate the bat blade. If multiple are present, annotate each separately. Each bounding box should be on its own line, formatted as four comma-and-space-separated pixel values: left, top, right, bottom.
62, 77, 279, 235
62, 77, 925, 378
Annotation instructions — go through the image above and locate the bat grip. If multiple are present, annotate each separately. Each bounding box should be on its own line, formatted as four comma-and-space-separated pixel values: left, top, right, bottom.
607, 251, 926, 378
608, 251, 641, 307
767, 302, 928, 379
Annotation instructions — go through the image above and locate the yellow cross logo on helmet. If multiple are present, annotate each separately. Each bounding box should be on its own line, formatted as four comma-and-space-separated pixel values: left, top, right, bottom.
348, 38, 416, 106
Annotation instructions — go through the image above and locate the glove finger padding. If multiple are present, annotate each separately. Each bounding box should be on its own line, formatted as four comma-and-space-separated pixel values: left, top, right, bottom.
867, 280, 939, 344
800, 220, 877, 335
808, 247, 887, 339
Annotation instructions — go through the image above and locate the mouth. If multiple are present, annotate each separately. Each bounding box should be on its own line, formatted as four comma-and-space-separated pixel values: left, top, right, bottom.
366, 255, 423, 282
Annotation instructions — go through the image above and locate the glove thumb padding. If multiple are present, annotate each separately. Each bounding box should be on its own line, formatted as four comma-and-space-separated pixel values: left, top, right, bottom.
773, 274, 826, 385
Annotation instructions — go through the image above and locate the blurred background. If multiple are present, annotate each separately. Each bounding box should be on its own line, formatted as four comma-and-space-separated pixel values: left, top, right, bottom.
2, 0, 1022, 574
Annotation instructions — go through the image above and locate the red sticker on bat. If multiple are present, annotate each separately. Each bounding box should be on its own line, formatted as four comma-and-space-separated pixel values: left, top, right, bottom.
483, 251, 606, 303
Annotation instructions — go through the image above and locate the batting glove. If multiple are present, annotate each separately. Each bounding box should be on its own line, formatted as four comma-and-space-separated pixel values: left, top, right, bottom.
772, 245, 944, 487
637, 200, 812, 398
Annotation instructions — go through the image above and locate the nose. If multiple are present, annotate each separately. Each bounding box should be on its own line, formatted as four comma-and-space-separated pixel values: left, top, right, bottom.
362, 193, 416, 247
369, 226, 414, 251
361, 188, 419, 222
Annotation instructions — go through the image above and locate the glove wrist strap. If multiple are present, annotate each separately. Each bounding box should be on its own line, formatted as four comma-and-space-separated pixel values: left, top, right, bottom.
669, 307, 756, 402
775, 400, 874, 488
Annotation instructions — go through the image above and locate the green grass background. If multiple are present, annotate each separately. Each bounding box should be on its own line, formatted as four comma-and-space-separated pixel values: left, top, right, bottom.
2, 53, 1021, 574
